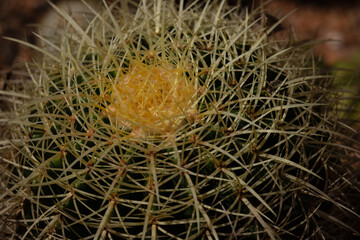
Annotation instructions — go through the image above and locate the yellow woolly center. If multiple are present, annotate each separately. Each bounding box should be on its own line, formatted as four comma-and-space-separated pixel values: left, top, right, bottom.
107, 61, 196, 135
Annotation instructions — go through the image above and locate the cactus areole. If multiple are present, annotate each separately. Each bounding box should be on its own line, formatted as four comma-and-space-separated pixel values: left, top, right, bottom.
2, 0, 359, 240
107, 60, 196, 135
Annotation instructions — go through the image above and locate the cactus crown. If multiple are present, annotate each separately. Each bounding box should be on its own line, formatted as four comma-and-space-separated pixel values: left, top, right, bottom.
107, 58, 196, 135
0, 0, 359, 239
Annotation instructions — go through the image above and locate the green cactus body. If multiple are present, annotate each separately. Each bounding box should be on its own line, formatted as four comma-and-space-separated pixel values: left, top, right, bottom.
1, 0, 359, 239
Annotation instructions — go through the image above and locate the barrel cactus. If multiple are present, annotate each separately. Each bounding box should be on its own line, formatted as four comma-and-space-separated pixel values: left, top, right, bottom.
1, 0, 359, 239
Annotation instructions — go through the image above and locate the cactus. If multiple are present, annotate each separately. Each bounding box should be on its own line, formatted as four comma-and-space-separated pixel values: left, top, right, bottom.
1, 0, 359, 239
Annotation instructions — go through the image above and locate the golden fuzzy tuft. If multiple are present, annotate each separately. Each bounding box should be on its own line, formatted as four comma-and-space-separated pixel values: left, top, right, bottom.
107, 59, 196, 134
